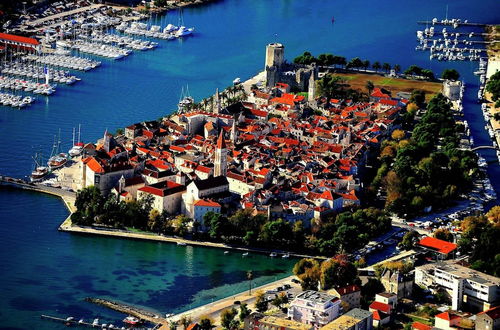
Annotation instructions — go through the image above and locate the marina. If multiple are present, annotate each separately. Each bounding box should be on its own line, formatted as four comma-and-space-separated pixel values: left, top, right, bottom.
1, 1, 500, 329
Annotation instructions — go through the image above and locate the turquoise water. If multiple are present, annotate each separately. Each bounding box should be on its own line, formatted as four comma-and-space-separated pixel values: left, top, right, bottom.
1, 0, 500, 328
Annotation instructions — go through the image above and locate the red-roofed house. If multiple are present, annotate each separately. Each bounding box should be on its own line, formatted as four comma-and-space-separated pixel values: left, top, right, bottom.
328, 285, 361, 311
476, 306, 500, 330
434, 312, 461, 330
137, 180, 186, 214
193, 199, 221, 229
418, 236, 457, 257
318, 190, 343, 211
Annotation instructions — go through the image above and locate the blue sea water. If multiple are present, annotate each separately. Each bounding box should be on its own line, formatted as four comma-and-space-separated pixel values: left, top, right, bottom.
1, 0, 500, 328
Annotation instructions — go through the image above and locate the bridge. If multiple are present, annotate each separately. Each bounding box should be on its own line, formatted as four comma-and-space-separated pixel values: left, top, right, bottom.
471, 145, 497, 151
0, 175, 76, 199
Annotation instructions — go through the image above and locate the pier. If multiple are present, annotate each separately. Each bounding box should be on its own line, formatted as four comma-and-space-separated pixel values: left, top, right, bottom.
0, 175, 76, 199
417, 20, 488, 27
40, 315, 99, 328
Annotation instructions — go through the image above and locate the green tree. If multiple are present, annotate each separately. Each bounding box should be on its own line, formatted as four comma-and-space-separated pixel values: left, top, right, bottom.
204, 211, 226, 239
399, 230, 420, 250
372, 61, 381, 72
441, 69, 460, 81
220, 308, 238, 329
393, 64, 401, 74
382, 62, 391, 73
247, 270, 253, 295
179, 315, 192, 330
271, 292, 288, 309
486, 71, 500, 107
199, 315, 215, 330
255, 290, 268, 312
361, 278, 385, 306
433, 228, 454, 242
320, 255, 358, 290
173, 214, 191, 236
239, 303, 250, 322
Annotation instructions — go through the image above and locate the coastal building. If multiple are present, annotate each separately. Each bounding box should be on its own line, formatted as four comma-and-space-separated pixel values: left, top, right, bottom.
417, 236, 457, 259
415, 260, 500, 312
320, 308, 373, 330
442, 80, 462, 101
288, 290, 341, 328
328, 285, 361, 311
137, 180, 186, 214
476, 306, 500, 330
182, 176, 230, 218
193, 199, 221, 229
0, 32, 41, 52
111, 175, 145, 202
264, 42, 317, 91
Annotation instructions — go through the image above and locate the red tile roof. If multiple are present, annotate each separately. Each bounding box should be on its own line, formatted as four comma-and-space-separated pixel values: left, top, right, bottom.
478, 306, 500, 320
412, 321, 432, 330
334, 285, 361, 296
194, 199, 221, 207
435, 312, 460, 321
369, 301, 391, 314
0, 32, 39, 46
418, 236, 457, 254
138, 180, 185, 197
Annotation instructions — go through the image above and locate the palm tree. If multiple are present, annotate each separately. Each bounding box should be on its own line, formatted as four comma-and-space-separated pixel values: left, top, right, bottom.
372, 61, 381, 72
382, 63, 391, 74
247, 270, 253, 295
393, 64, 401, 75
362, 60, 370, 72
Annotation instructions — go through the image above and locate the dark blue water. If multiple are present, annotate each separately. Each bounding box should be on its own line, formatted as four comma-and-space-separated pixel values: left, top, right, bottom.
1, 0, 500, 328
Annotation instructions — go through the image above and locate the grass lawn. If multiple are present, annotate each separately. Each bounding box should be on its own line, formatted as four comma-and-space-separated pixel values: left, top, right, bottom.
334, 72, 442, 100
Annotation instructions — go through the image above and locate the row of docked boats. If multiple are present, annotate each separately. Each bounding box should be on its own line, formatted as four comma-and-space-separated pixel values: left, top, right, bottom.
30, 126, 84, 182
1, 62, 79, 85
116, 21, 194, 39
82, 32, 158, 51
0, 92, 34, 108
71, 40, 131, 60
23, 54, 101, 71
0, 76, 55, 95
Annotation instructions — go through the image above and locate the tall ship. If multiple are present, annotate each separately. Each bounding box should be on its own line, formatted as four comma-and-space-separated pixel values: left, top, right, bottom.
47, 131, 68, 170
177, 85, 194, 113
68, 124, 84, 157
30, 152, 49, 182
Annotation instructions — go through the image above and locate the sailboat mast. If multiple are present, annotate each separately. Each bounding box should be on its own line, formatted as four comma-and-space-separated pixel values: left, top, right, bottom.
78, 124, 81, 144
72, 127, 75, 147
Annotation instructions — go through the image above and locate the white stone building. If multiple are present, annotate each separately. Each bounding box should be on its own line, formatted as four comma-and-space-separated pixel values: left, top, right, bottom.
288, 290, 341, 328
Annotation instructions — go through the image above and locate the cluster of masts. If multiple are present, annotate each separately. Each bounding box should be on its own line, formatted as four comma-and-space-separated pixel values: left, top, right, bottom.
116, 21, 194, 40
83, 32, 158, 51
1, 62, 79, 85
430, 17, 468, 29
415, 21, 486, 62
0, 76, 55, 95
23, 54, 101, 71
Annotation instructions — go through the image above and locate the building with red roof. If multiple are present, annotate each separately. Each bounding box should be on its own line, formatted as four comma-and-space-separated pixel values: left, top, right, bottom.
328, 285, 361, 311
193, 199, 221, 227
0, 33, 40, 51
476, 306, 500, 330
434, 312, 461, 329
138, 180, 186, 214
418, 236, 457, 257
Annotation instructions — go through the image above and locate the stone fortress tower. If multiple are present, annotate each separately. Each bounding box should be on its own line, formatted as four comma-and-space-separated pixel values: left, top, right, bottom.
265, 42, 285, 70
264, 42, 317, 92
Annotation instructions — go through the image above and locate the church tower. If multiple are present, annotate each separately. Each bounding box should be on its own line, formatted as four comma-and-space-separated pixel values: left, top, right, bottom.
214, 130, 227, 177
230, 118, 237, 144
103, 130, 111, 153
308, 71, 316, 106
214, 88, 221, 114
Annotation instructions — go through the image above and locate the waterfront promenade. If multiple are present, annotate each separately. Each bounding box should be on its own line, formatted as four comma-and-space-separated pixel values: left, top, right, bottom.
162, 275, 300, 328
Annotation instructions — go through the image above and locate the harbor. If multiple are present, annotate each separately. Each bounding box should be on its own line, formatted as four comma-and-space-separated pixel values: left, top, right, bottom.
1, 1, 500, 329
